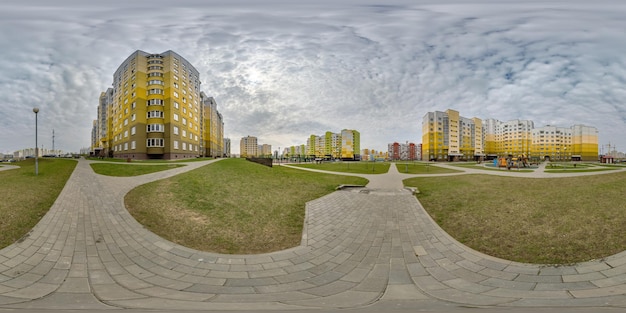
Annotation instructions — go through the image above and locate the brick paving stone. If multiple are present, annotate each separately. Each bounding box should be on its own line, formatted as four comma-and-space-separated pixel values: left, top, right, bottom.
57, 277, 91, 293
592, 273, 626, 288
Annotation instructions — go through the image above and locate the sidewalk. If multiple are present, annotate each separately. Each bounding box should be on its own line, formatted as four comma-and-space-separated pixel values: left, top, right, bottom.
0, 159, 624, 310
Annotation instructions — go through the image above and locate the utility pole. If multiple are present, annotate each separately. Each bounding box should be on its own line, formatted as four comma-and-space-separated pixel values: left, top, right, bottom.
52, 129, 55, 155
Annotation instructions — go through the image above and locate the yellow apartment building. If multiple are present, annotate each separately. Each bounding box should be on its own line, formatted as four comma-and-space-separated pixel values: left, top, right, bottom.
240, 136, 258, 158
340, 129, 360, 160
423, 109, 599, 161
422, 109, 484, 161
94, 50, 216, 160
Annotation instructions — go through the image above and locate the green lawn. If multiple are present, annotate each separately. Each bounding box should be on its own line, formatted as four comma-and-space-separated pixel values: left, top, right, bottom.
90, 163, 185, 176
87, 157, 213, 163
292, 161, 391, 174
125, 158, 368, 254
404, 173, 626, 264
0, 158, 76, 248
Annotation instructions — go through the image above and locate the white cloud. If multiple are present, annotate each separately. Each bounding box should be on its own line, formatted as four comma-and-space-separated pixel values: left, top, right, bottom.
0, 0, 625, 155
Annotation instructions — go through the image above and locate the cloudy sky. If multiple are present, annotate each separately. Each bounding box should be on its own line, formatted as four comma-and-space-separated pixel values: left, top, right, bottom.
1, 0, 625, 155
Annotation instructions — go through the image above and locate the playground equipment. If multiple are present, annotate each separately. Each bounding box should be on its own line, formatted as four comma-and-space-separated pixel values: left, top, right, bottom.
495, 154, 531, 169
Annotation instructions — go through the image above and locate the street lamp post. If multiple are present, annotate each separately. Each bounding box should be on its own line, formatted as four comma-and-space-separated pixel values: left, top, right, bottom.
33, 107, 39, 176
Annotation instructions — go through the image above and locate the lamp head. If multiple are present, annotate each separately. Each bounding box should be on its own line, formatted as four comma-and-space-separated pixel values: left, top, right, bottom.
33, 107, 39, 113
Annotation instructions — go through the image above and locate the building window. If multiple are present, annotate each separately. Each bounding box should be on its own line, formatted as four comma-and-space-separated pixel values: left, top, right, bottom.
131, 141, 136, 149
173, 113, 179, 121
123, 118, 128, 126
131, 114, 136, 121
182, 142, 187, 150
147, 111, 164, 118
182, 118, 187, 125
132, 102, 136, 109
124, 130, 128, 138
147, 138, 164, 147
147, 124, 164, 132
173, 91, 179, 98
173, 126, 179, 135
131, 126, 136, 135
148, 99, 164, 106
173, 140, 179, 149
182, 130, 187, 137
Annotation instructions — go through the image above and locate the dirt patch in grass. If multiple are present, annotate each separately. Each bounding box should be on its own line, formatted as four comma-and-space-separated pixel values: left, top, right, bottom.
125, 158, 368, 254
404, 172, 626, 264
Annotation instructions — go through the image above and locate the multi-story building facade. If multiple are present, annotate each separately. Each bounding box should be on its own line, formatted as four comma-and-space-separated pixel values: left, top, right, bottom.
422, 109, 599, 161
484, 119, 534, 159
388, 142, 419, 161
422, 109, 483, 161
93, 88, 113, 157
259, 144, 272, 157
307, 131, 342, 159
93, 50, 224, 160
240, 136, 258, 158
201, 94, 224, 157
531, 125, 598, 161
340, 129, 360, 160
223, 138, 231, 158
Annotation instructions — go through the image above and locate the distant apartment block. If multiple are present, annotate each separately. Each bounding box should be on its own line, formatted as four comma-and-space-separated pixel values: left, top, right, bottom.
422, 109, 484, 161
258, 144, 272, 157
388, 142, 420, 161
297, 129, 360, 161
202, 95, 224, 157
422, 109, 599, 161
223, 138, 231, 157
361, 148, 388, 161
240, 136, 258, 158
92, 50, 224, 160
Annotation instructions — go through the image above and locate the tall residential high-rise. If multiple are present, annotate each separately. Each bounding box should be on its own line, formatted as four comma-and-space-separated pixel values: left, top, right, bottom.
240, 136, 258, 157
307, 131, 342, 159
223, 138, 231, 158
483, 119, 534, 159
340, 129, 360, 160
422, 109, 483, 161
201, 94, 224, 157
388, 142, 419, 161
93, 50, 223, 160
259, 144, 272, 157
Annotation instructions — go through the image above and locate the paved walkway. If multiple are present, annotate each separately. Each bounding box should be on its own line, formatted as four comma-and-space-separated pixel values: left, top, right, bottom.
0, 159, 625, 310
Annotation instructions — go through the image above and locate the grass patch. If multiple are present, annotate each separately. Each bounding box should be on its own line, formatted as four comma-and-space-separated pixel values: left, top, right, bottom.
446, 162, 535, 172
544, 168, 616, 173
125, 158, 368, 254
404, 173, 626, 264
90, 163, 185, 176
394, 162, 462, 174
87, 157, 212, 163
0, 158, 76, 248
292, 161, 390, 174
